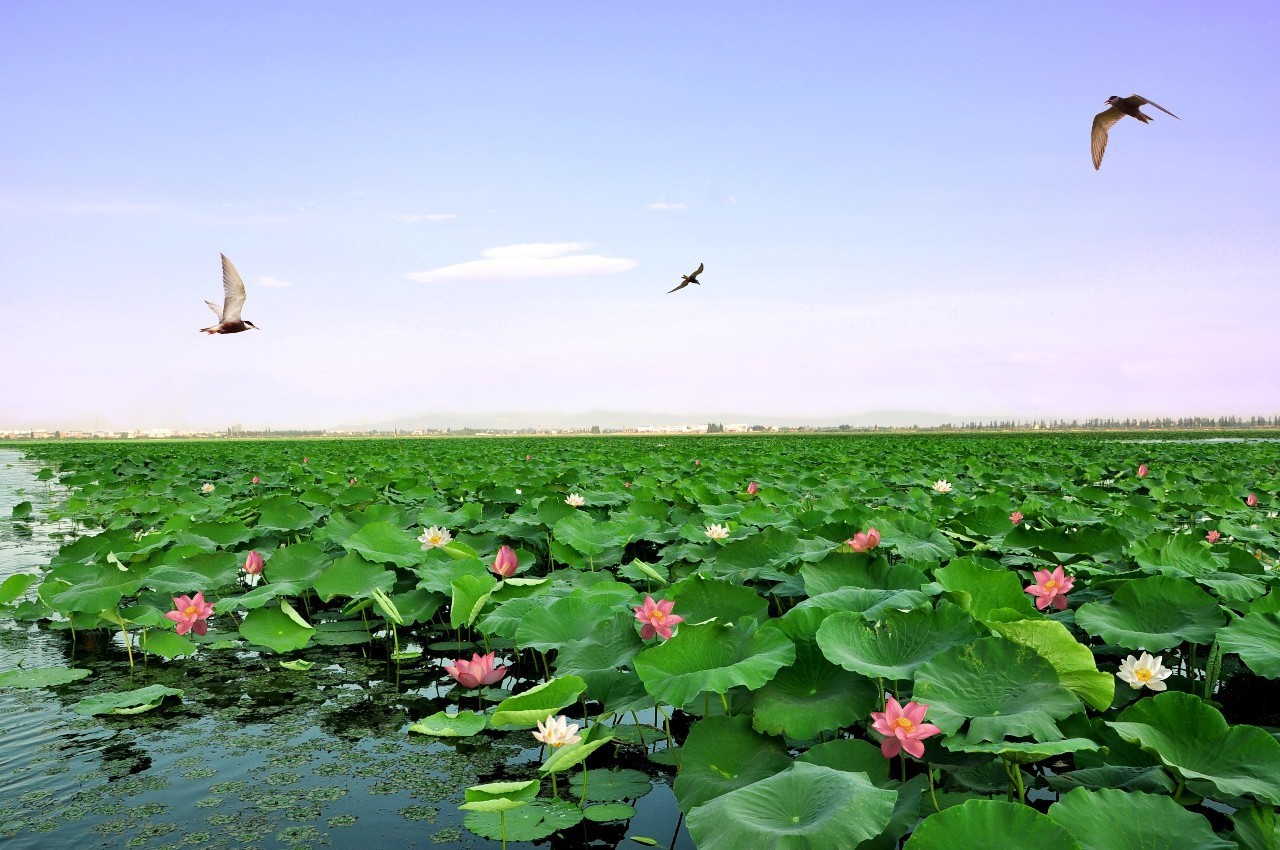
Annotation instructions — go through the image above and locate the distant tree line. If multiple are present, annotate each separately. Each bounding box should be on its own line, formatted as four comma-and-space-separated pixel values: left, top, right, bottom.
826, 415, 1280, 432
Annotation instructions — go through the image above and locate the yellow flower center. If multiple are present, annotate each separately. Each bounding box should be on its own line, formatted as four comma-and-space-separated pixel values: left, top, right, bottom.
892, 717, 915, 734
651, 611, 665, 624
1134, 668, 1153, 683
1044, 580, 1057, 591
184, 605, 199, 617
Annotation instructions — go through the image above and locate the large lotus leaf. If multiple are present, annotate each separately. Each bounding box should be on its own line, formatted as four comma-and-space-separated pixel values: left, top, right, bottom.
913, 636, 1083, 743
489, 676, 587, 728
713, 528, 802, 574
568, 768, 652, 803
45, 562, 147, 612
463, 799, 582, 841
1217, 612, 1280, 678
987, 617, 1114, 710
1107, 691, 1280, 805
1045, 765, 1175, 795
74, 684, 183, 716
686, 762, 897, 850
478, 594, 552, 640
142, 566, 224, 596
341, 521, 423, 567
140, 629, 197, 659
667, 576, 768, 625
634, 618, 796, 707
515, 595, 618, 652
1075, 576, 1224, 651
673, 715, 791, 812
215, 579, 305, 612
553, 512, 620, 556
552, 612, 646, 676
750, 639, 877, 739
261, 542, 331, 583
255, 496, 315, 532
799, 554, 927, 596
540, 726, 615, 774
905, 799, 1080, 849
934, 557, 1036, 620
1132, 532, 1223, 578
816, 601, 980, 681
792, 587, 933, 626
313, 553, 396, 602
450, 573, 498, 629
459, 778, 540, 813
949, 737, 1102, 764
796, 738, 889, 783
408, 710, 487, 737
875, 516, 955, 566
0, 666, 92, 689
0, 573, 38, 604
181, 520, 253, 548
1047, 788, 1234, 850
1231, 805, 1280, 850
238, 602, 316, 653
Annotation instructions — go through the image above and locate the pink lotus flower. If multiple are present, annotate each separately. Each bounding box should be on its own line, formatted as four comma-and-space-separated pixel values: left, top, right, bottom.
443, 652, 507, 689
491, 545, 519, 578
1246, 493, 1258, 507
525, 454, 532, 461
303, 456, 309, 464
242, 551, 264, 575
1137, 463, 1148, 478
1025, 566, 1075, 611
625, 481, 631, 488
1010, 511, 1024, 525
845, 527, 881, 553
251, 475, 260, 484
747, 481, 758, 496
633, 595, 684, 640
870, 697, 941, 759
695, 459, 701, 465
164, 592, 214, 636
349, 477, 356, 485
1205, 530, 1221, 544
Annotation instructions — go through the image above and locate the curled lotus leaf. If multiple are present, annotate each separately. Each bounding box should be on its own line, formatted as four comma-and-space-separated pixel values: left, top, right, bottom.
815, 601, 980, 681
1047, 788, 1235, 850
1075, 576, 1223, 651
633, 618, 795, 708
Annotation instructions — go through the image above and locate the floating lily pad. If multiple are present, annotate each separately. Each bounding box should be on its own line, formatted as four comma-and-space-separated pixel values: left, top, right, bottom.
74, 684, 182, 716
583, 803, 637, 822
410, 710, 488, 737
0, 666, 92, 689
238, 602, 316, 653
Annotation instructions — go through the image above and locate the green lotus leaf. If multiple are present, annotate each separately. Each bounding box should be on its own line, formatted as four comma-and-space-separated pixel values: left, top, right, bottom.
1048, 788, 1234, 850
279, 659, 314, 671
934, 557, 1036, 621
1044, 765, 1175, 794
477, 593, 551, 640
583, 803, 637, 822
515, 595, 618, 651
341, 521, 423, 567
386, 588, 445, 625
673, 715, 792, 812
904, 799, 1080, 849
46, 562, 146, 613
633, 618, 795, 707
800, 553, 927, 595
949, 737, 1102, 763
987, 617, 1114, 710
749, 639, 877, 739
1132, 532, 1222, 578
142, 566, 223, 596
0, 666, 92, 689
568, 768, 651, 802
554, 511, 619, 556
791, 587, 933, 629
876, 516, 956, 566
713, 528, 801, 575
261, 542, 331, 583
1075, 576, 1224, 651
311, 553, 395, 602
1107, 691, 1280, 805
686, 762, 898, 850
618, 558, 669, 585
913, 636, 1083, 743
489, 676, 587, 728
238, 602, 316, 653
408, 710, 487, 737
214, 579, 305, 612
459, 778, 540, 812
11, 500, 32, 518
796, 738, 889, 783
140, 629, 197, 659
0, 573, 38, 604
1231, 805, 1280, 850
1216, 612, 1280, 678
667, 575, 768, 625
255, 496, 315, 532
540, 726, 614, 774
816, 601, 980, 681
553, 612, 646, 677
463, 798, 582, 841
449, 572, 498, 629
74, 684, 183, 716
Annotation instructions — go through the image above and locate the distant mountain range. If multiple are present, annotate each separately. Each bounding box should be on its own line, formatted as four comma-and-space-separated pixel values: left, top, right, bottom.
337, 408, 975, 431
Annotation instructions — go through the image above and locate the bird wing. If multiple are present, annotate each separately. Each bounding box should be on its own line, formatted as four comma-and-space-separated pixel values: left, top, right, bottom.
688, 262, 704, 279
205, 299, 224, 319
668, 280, 688, 293
1129, 95, 1180, 120
220, 254, 247, 321
1091, 106, 1125, 170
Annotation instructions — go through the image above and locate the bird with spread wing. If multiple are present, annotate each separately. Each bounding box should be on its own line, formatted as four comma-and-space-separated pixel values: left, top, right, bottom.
668, 262, 704, 294
200, 254, 260, 334
1091, 94, 1180, 170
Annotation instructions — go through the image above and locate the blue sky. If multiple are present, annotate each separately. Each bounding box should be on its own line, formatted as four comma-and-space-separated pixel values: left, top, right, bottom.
2, 2, 1277, 429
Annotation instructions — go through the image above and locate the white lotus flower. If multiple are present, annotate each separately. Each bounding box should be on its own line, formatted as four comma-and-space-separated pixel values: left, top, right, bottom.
201, 483, 215, 494
418, 526, 453, 549
532, 714, 581, 748
565, 493, 585, 507
515, 488, 522, 495
931, 479, 953, 494
1116, 652, 1172, 691
705, 523, 730, 541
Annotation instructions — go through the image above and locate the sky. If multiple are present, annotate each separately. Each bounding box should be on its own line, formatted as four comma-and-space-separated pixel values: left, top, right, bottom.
1, 2, 1278, 430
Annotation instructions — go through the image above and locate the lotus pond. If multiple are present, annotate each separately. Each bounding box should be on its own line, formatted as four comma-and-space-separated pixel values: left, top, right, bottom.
2, 433, 1279, 849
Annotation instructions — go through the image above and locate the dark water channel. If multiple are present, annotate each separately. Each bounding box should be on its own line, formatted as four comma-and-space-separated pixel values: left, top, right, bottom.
0, 450, 693, 850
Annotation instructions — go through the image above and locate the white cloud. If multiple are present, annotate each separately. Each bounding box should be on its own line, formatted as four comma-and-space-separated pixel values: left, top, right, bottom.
407, 243, 638, 283
649, 201, 688, 211
396, 213, 458, 222
258, 276, 293, 288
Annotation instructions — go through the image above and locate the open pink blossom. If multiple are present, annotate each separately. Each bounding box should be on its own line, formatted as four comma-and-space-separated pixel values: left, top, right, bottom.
625, 481, 631, 488
303, 456, 308, 464
747, 481, 758, 496
1026, 566, 1075, 611
164, 592, 214, 636
870, 697, 941, 759
443, 651, 507, 689
349, 477, 356, 485
1009, 511, 1024, 525
1246, 493, 1258, 507
525, 454, 532, 461
845, 527, 881, 553
491, 545, 519, 578
242, 551, 264, 576
694, 459, 701, 466
633, 595, 684, 640
251, 475, 260, 484
1205, 530, 1221, 544
1137, 463, 1148, 478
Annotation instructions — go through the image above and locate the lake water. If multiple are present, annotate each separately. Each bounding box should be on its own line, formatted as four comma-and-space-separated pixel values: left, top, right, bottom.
0, 449, 693, 850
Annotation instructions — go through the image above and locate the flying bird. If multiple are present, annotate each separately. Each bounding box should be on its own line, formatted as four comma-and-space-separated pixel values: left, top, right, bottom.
668, 262, 704, 294
200, 254, 259, 334
1091, 94, 1180, 170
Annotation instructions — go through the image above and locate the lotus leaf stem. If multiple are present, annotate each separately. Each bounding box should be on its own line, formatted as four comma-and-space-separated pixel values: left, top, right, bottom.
926, 763, 940, 812
120, 620, 133, 668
